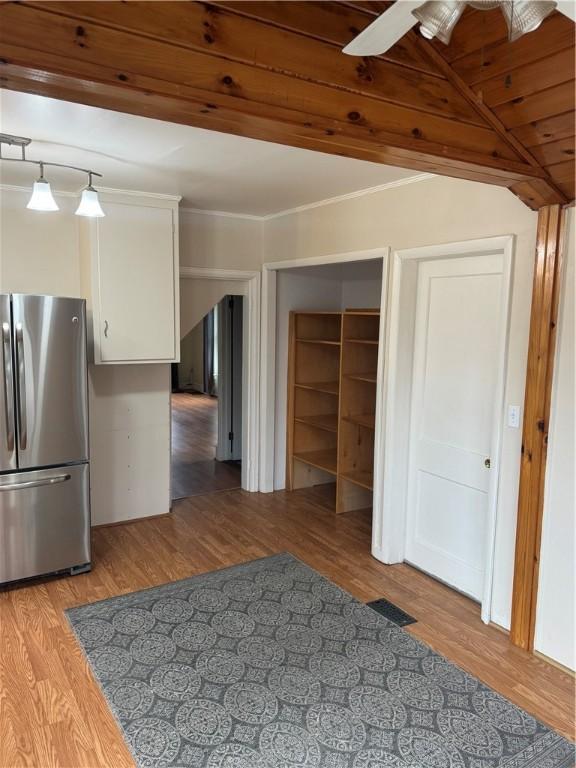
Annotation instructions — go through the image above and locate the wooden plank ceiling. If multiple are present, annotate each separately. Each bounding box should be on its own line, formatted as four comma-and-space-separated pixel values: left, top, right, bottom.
0, 1, 573, 209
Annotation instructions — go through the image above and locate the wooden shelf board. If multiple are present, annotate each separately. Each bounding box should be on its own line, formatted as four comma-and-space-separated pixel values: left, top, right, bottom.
295, 414, 338, 432
296, 311, 342, 315
297, 338, 341, 346
340, 470, 374, 490
294, 449, 338, 475
295, 381, 340, 395
342, 413, 375, 429
344, 338, 378, 345
344, 309, 380, 315
344, 373, 377, 384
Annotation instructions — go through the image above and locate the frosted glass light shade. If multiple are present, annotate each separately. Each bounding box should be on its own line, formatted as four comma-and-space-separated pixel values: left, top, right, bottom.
412, 1, 466, 44
500, 0, 556, 41
75, 187, 105, 218
27, 180, 59, 211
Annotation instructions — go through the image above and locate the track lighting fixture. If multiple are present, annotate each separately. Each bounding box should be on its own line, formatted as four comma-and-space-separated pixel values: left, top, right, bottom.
0, 133, 105, 217
26, 163, 59, 212
75, 173, 105, 218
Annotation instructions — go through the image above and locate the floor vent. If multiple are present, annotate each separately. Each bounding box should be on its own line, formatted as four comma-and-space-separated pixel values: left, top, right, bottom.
367, 598, 417, 627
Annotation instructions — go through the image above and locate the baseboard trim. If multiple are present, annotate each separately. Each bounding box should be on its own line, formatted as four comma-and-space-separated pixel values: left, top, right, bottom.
534, 650, 575, 677
489, 622, 575, 675
489, 621, 510, 635
92, 511, 172, 529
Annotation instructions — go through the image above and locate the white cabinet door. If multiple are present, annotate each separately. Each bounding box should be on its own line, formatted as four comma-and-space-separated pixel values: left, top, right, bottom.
96, 202, 176, 362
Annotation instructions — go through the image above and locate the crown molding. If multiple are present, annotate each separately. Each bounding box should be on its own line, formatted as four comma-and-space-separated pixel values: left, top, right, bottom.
0, 182, 182, 202
180, 206, 264, 222
1, 173, 435, 218
262, 173, 435, 220
96, 186, 182, 202
0, 182, 78, 198
180, 173, 434, 221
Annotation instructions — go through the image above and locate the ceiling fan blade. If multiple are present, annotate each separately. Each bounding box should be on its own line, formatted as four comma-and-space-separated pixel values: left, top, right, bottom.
555, 0, 575, 21
343, 1, 424, 56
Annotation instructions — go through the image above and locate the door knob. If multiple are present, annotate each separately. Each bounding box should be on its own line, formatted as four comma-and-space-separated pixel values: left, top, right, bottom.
484, 457, 491, 468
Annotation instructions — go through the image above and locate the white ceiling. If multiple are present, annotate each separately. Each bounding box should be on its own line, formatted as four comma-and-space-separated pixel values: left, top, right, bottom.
0, 91, 423, 216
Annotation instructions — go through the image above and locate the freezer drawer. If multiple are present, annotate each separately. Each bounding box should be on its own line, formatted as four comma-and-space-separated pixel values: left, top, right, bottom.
0, 463, 90, 585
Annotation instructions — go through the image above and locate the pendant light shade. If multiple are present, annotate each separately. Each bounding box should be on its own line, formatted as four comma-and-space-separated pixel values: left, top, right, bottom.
75, 186, 105, 218
412, 1, 466, 43
27, 179, 59, 212
499, 0, 556, 41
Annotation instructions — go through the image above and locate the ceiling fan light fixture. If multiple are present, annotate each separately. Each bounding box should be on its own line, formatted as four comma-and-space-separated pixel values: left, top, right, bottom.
419, 24, 437, 38
500, 0, 557, 41
412, 1, 466, 44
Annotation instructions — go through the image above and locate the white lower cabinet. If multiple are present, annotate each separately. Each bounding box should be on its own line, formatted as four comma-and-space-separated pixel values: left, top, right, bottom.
80, 192, 180, 364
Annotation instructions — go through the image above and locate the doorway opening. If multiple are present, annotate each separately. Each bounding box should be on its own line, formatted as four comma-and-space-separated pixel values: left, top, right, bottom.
260, 250, 389, 528
171, 295, 243, 499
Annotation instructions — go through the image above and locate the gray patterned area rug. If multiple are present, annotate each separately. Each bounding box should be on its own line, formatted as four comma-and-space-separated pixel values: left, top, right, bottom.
66, 552, 575, 768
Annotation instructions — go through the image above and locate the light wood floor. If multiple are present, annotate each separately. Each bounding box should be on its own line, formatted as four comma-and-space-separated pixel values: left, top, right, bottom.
0, 486, 574, 768
171, 392, 241, 499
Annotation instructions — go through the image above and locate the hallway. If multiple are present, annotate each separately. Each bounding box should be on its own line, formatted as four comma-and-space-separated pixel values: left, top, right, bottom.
171, 392, 241, 499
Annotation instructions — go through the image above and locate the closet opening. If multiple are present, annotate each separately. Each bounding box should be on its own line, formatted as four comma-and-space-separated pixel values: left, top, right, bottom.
263, 254, 386, 529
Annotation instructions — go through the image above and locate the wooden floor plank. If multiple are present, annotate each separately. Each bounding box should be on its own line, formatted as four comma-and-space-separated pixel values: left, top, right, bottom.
171, 392, 241, 499
0, 486, 573, 768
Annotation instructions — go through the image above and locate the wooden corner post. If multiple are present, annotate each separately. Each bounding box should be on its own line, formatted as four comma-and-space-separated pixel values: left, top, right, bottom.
510, 204, 567, 650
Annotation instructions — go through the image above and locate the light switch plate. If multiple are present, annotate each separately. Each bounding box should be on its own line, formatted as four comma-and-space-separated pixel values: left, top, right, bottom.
508, 405, 521, 429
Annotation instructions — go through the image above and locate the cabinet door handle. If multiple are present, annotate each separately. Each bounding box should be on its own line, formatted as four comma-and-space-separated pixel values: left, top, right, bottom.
104, 320, 109, 338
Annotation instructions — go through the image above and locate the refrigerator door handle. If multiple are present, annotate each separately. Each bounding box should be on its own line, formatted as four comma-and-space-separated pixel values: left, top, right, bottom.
2, 321, 15, 452
0, 472, 71, 492
15, 322, 27, 451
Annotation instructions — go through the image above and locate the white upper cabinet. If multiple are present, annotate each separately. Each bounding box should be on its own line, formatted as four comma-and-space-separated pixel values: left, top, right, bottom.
80, 192, 180, 364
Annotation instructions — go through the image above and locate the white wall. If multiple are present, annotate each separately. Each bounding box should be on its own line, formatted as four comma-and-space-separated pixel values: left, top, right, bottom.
534, 207, 575, 670
179, 323, 204, 391
181, 277, 248, 337
274, 260, 383, 489
0, 187, 171, 526
0, 189, 80, 296
179, 209, 263, 270
265, 175, 538, 633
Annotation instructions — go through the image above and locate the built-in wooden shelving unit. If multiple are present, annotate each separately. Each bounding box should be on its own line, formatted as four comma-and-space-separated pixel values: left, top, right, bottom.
287, 309, 380, 513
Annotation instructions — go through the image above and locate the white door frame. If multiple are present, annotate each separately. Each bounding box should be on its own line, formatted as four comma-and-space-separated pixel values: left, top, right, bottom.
260, 248, 390, 493
374, 236, 514, 624
179, 267, 261, 492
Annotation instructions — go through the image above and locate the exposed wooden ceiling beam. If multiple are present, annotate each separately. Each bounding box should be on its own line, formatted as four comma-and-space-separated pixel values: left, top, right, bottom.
0, 0, 571, 210
409, 31, 567, 207
13, 2, 484, 125
0, 62, 536, 187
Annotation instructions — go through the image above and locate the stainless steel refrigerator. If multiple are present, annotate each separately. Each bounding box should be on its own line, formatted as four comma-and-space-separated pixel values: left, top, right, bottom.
0, 294, 90, 586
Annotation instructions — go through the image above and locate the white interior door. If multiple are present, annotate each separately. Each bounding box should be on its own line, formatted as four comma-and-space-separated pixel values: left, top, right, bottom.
405, 253, 506, 600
